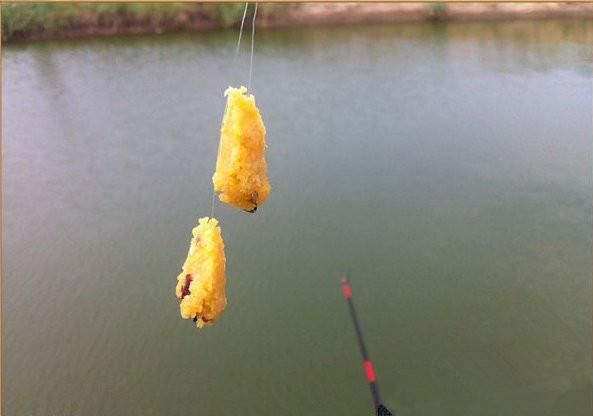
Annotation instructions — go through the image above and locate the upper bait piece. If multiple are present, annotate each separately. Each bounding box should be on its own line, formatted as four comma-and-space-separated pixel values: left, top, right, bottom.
213, 86, 270, 212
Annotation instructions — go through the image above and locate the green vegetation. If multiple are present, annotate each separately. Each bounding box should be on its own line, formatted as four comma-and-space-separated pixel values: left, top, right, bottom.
201, 3, 292, 28
427, 3, 448, 20
2, 3, 181, 40
1, 2, 275, 41
203, 3, 248, 28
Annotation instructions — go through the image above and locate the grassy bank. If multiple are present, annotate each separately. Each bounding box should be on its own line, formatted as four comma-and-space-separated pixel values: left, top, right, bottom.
1, 3, 265, 42
2, 2, 592, 43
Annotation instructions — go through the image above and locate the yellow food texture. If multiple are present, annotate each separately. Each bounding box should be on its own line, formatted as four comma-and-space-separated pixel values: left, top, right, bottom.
213, 86, 270, 212
175, 217, 227, 328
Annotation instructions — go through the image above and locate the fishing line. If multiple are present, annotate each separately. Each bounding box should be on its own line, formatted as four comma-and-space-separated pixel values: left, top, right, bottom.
248, 2, 258, 92
235, 2, 249, 57
210, 2, 252, 218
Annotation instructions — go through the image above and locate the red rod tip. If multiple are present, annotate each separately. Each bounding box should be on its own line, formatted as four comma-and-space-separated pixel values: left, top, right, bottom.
364, 360, 376, 383
342, 283, 352, 299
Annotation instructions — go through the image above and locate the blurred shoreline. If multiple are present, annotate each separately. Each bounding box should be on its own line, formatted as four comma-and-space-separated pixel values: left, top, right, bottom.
3, 2, 593, 43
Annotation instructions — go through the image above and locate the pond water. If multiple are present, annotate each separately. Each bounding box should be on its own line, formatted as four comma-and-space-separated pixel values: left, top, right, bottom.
3, 19, 592, 416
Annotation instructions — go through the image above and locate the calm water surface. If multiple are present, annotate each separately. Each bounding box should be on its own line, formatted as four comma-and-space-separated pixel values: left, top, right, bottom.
3, 20, 592, 416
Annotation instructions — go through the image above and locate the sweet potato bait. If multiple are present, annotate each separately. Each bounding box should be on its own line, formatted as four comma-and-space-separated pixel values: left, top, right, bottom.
175, 217, 227, 328
213, 86, 270, 212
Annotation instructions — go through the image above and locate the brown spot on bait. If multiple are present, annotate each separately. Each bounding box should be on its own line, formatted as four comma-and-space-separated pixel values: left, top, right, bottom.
181, 274, 193, 299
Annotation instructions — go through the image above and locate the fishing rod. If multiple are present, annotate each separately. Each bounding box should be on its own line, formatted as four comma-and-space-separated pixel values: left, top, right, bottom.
340, 274, 394, 416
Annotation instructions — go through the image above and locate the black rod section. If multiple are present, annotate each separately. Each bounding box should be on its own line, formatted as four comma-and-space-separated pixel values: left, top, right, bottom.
341, 274, 393, 416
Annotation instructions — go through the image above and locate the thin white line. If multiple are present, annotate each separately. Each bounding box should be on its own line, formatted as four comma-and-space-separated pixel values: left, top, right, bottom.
210, 185, 216, 218
210, 2, 253, 218
248, 2, 258, 91
235, 3, 249, 58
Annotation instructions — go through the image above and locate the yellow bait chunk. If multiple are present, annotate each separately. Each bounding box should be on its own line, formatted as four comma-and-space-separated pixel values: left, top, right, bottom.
175, 217, 227, 328
213, 86, 271, 212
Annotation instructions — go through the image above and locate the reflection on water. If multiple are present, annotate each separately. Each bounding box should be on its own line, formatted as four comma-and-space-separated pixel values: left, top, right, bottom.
3, 19, 592, 416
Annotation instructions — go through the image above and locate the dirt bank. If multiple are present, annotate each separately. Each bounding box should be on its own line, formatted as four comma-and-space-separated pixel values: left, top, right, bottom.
5, 3, 593, 43
260, 3, 593, 27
